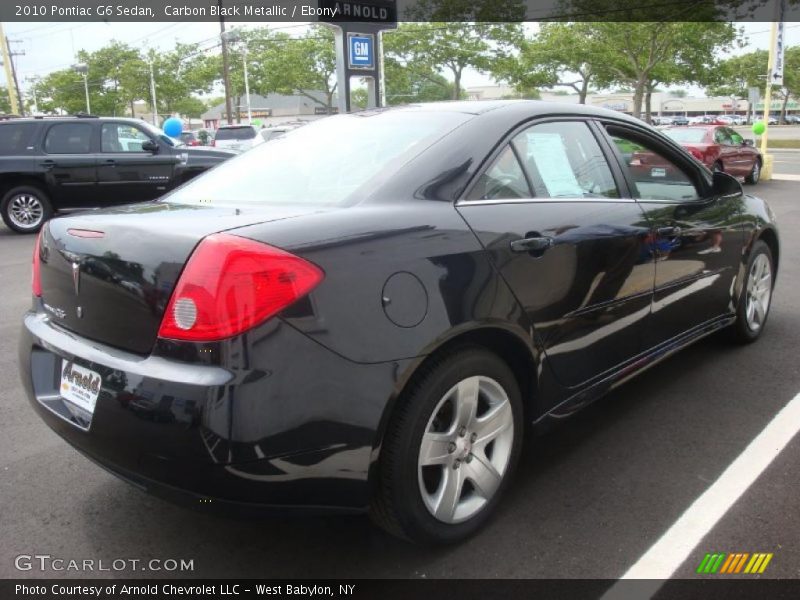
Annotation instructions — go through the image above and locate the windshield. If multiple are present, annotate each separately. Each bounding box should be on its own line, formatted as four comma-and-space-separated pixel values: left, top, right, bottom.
215, 126, 257, 141
663, 128, 709, 143
167, 111, 470, 207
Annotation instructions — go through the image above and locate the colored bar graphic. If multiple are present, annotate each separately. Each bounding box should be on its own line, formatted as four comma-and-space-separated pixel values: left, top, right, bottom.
698, 552, 773, 575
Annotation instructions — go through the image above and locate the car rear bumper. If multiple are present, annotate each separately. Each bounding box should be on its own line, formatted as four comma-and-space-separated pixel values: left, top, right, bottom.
19, 309, 409, 513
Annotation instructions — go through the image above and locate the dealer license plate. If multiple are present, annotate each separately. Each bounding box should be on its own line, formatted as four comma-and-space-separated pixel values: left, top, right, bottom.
60, 360, 101, 415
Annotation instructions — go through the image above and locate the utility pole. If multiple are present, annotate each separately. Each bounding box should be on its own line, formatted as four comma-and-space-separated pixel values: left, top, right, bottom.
218, 0, 233, 126
0, 23, 20, 115
148, 54, 158, 126
7, 38, 25, 116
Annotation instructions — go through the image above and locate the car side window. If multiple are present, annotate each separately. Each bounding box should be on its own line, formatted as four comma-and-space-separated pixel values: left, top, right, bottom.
608, 130, 701, 202
466, 145, 531, 200
512, 121, 619, 199
44, 123, 93, 154
714, 128, 732, 145
729, 129, 744, 145
101, 123, 152, 152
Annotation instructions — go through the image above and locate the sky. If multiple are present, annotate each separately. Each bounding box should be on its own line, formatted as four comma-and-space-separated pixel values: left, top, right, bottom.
4, 21, 800, 99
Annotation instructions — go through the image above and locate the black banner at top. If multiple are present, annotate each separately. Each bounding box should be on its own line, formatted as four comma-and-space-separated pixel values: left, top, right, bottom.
1, 0, 799, 22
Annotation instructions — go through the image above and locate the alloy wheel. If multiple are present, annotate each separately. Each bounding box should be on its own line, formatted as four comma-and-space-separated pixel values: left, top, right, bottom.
8, 194, 44, 230
745, 253, 771, 332
417, 375, 514, 524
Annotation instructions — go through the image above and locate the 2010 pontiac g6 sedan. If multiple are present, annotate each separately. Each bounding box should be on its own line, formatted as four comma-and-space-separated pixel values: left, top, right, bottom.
20, 101, 779, 544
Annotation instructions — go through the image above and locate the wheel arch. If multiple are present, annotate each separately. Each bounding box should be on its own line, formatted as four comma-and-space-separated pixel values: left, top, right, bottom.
758, 226, 779, 281
369, 324, 540, 484
0, 174, 49, 200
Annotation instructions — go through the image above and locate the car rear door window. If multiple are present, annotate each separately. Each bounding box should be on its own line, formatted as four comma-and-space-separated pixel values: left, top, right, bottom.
466, 145, 531, 200
512, 121, 619, 199
44, 123, 93, 154
714, 128, 733, 145
0, 122, 37, 154
607, 129, 701, 202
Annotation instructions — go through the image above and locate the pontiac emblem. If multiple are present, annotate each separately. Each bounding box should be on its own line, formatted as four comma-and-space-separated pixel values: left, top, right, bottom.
72, 262, 81, 296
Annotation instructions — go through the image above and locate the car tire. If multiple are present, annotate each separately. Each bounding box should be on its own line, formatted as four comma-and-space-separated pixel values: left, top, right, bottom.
745, 158, 761, 185
713, 161, 724, 173
0, 185, 53, 233
729, 240, 774, 344
370, 346, 523, 544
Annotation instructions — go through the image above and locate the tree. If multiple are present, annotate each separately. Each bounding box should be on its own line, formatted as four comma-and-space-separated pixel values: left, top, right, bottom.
385, 22, 522, 100
0, 86, 12, 114
148, 43, 218, 120
496, 22, 613, 104
75, 41, 147, 116
383, 58, 460, 104
781, 47, 800, 123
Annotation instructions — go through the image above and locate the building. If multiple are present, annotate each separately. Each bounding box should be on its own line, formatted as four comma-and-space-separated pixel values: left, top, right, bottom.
465, 85, 799, 119
200, 92, 337, 130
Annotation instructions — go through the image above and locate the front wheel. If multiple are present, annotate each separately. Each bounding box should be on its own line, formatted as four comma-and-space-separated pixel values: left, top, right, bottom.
1, 185, 53, 233
729, 240, 773, 343
745, 159, 761, 184
370, 347, 523, 544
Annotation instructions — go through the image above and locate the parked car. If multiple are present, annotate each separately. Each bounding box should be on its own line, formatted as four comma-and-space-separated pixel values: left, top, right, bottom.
0, 116, 235, 233
179, 130, 203, 146
212, 124, 263, 152
754, 116, 778, 126
650, 116, 673, 126
259, 122, 308, 143
670, 115, 690, 126
21, 101, 779, 544
782, 114, 800, 124
662, 125, 762, 184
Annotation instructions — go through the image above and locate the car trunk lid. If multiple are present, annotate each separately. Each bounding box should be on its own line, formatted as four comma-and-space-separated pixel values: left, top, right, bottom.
38, 201, 326, 354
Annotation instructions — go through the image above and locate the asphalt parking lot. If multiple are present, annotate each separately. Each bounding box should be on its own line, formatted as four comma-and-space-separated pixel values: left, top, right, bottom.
1, 162, 798, 580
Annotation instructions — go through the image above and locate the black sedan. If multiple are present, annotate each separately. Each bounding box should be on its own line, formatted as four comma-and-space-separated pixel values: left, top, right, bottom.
20, 101, 779, 544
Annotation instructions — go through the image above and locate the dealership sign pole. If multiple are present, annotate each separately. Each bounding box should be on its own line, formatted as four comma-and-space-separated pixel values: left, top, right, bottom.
317, 0, 397, 113
759, 0, 786, 179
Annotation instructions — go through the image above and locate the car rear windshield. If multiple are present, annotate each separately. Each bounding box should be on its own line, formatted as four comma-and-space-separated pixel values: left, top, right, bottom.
0, 122, 38, 154
215, 126, 257, 141
168, 111, 471, 207
663, 128, 709, 143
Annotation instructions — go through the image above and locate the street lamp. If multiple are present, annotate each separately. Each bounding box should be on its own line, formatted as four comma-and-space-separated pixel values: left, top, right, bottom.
71, 63, 90, 114
221, 29, 252, 124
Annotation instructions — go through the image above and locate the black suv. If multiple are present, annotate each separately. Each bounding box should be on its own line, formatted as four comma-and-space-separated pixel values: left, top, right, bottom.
0, 116, 235, 233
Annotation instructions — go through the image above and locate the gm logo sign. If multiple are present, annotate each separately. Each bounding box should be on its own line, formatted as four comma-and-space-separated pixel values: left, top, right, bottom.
348, 33, 375, 70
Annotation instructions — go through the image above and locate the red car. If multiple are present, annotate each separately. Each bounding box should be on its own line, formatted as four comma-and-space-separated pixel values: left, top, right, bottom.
662, 125, 762, 184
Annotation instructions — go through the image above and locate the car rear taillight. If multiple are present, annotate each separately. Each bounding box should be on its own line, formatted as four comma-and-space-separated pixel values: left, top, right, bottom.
32, 230, 42, 297
687, 147, 704, 161
157, 233, 323, 342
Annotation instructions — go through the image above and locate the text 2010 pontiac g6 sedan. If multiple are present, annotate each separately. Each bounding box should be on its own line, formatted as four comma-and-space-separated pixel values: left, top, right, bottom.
20, 102, 779, 544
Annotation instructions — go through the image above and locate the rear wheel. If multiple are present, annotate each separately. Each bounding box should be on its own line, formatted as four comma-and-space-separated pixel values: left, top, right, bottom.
745, 158, 761, 184
370, 347, 523, 544
729, 240, 773, 343
1, 185, 53, 233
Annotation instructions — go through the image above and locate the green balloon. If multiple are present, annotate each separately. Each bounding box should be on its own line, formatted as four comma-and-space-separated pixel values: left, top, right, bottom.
252, 119, 262, 127
752, 121, 766, 135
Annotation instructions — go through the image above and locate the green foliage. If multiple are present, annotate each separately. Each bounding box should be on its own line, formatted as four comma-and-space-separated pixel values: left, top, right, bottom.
0, 86, 13, 113
384, 22, 522, 100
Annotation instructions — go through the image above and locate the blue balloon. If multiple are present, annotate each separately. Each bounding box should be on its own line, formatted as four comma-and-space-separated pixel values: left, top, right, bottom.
163, 117, 183, 138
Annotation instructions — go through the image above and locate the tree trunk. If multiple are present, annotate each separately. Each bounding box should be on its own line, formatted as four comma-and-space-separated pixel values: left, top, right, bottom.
579, 78, 589, 104
235, 95, 241, 123
645, 87, 653, 124
452, 69, 461, 101
130, 100, 135, 118
780, 92, 789, 124
632, 81, 645, 119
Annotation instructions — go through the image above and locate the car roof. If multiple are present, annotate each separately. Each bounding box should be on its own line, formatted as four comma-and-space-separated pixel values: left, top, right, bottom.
358, 99, 649, 125
217, 124, 257, 129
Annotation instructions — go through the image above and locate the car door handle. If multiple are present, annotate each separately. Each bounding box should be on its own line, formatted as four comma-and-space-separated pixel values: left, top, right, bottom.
41, 160, 55, 170
657, 226, 681, 237
510, 235, 554, 254
103, 159, 116, 166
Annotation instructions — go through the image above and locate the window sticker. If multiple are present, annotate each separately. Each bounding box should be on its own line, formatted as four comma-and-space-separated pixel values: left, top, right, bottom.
525, 132, 585, 197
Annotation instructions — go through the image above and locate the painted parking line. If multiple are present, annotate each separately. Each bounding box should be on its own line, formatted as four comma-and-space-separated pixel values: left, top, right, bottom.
601, 391, 800, 598
771, 174, 800, 181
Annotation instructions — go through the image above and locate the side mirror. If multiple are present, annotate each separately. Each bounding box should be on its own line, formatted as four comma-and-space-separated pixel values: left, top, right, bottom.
141, 140, 159, 153
742, 139, 754, 147
712, 170, 742, 197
